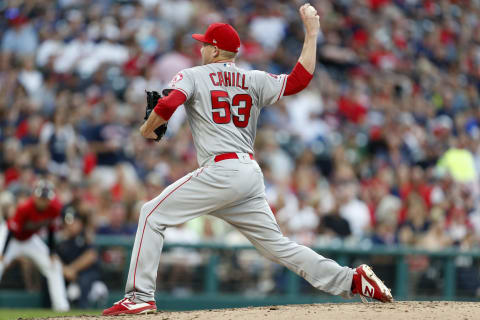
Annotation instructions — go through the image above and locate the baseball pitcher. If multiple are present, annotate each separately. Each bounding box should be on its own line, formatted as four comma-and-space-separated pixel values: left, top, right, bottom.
103, 4, 392, 316
0, 180, 70, 311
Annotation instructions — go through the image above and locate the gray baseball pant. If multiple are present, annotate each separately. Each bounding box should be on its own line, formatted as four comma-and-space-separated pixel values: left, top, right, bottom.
0, 223, 70, 311
124, 153, 354, 302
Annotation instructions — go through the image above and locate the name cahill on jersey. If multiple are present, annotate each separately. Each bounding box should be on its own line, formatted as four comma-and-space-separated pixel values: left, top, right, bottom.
209, 71, 249, 90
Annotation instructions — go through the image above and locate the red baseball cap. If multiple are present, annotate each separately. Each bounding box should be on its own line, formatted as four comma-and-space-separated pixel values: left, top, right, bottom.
192, 23, 241, 53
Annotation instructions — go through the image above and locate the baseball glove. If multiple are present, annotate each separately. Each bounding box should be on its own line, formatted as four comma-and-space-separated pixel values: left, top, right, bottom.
144, 89, 172, 142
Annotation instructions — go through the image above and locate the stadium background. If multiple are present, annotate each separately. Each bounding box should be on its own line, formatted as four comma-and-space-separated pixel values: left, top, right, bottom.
1, 0, 480, 311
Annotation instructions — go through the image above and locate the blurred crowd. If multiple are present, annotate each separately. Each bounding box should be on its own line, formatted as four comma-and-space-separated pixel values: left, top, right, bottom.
2, 0, 480, 300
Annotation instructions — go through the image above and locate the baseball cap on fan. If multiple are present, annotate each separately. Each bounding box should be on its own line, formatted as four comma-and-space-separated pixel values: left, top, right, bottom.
192, 23, 241, 53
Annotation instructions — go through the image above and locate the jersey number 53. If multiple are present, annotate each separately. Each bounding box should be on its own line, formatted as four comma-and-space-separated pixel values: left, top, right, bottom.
210, 90, 252, 128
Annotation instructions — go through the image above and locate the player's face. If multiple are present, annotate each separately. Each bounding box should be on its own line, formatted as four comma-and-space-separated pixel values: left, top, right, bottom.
65, 218, 83, 237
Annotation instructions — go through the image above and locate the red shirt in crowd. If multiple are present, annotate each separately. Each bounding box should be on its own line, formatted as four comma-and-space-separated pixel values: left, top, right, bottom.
7, 197, 62, 241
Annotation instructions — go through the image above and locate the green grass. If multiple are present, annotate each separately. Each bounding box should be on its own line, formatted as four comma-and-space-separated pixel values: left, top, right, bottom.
0, 309, 101, 320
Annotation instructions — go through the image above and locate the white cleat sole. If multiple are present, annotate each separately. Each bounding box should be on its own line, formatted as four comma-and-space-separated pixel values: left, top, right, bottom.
107, 308, 157, 316
139, 309, 157, 314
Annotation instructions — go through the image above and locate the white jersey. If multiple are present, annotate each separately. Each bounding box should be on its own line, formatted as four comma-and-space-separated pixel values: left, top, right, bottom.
167, 62, 287, 166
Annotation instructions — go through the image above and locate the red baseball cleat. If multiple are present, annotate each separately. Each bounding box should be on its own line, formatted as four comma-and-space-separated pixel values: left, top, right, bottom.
102, 298, 156, 316
351, 264, 393, 303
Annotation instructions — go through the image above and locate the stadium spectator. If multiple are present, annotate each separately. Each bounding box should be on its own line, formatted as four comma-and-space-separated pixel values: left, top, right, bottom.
96, 203, 136, 236
57, 208, 107, 308
1, 15, 38, 57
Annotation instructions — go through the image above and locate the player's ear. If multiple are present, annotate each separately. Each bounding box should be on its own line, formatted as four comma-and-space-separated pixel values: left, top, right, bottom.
213, 46, 220, 58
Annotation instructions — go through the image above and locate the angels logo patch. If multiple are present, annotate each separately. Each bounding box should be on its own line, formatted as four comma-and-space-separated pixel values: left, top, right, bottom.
170, 73, 184, 87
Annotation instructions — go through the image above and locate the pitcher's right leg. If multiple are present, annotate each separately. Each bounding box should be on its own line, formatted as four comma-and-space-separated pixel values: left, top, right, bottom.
123, 172, 194, 304
103, 173, 195, 316
104, 165, 242, 315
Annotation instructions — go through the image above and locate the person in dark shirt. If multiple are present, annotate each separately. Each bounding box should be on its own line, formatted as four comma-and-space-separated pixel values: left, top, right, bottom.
96, 203, 137, 236
39, 106, 77, 176
86, 105, 127, 167
83, 104, 136, 191
57, 208, 107, 308
318, 187, 352, 238
319, 210, 352, 238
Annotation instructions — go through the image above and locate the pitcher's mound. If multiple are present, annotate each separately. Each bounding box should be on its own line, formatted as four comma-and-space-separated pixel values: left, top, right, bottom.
41, 302, 480, 320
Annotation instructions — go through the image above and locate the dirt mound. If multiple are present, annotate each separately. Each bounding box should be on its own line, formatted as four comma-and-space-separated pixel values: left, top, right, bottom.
37, 302, 479, 320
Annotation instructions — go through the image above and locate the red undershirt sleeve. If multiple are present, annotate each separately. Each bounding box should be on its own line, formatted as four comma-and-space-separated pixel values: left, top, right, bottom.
153, 89, 187, 121
283, 62, 314, 96
7, 205, 24, 234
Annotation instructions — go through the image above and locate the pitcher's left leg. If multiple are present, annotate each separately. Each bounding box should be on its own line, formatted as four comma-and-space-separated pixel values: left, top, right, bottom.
215, 197, 354, 298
